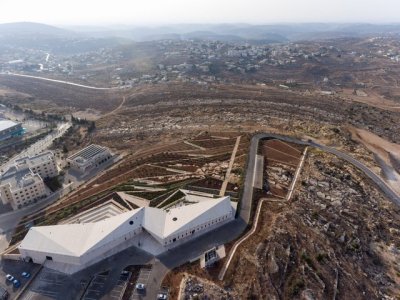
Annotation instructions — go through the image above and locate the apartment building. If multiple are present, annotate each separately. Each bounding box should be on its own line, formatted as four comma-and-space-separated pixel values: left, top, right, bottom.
0, 167, 47, 210
15, 151, 59, 179
0, 151, 58, 210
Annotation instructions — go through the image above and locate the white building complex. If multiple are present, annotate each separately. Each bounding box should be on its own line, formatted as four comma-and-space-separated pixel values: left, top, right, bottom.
18, 193, 236, 274
67, 144, 112, 173
0, 151, 58, 210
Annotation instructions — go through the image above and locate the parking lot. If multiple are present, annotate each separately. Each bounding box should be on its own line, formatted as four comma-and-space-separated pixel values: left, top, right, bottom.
130, 267, 152, 300
20, 268, 69, 299
82, 273, 108, 300
82, 270, 131, 300
107, 271, 131, 300
0, 260, 39, 299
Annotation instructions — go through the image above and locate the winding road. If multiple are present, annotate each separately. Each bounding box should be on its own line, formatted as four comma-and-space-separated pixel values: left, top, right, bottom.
311, 141, 400, 206
244, 133, 400, 209
147, 132, 400, 298
218, 133, 400, 280
3, 132, 399, 299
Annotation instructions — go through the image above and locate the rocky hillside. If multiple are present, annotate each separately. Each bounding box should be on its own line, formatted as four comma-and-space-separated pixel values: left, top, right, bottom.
225, 149, 400, 299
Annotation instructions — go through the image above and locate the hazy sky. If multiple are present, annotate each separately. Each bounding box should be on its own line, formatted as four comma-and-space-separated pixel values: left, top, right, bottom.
0, 0, 399, 25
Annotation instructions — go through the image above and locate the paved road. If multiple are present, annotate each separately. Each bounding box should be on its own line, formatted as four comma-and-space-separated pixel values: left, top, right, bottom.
0, 122, 71, 174
310, 141, 400, 206
247, 133, 400, 206
1, 73, 120, 90
240, 135, 260, 223
240, 133, 309, 223
0, 189, 64, 235
246, 133, 400, 207
147, 219, 246, 300
8, 132, 400, 299
0, 158, 118, 237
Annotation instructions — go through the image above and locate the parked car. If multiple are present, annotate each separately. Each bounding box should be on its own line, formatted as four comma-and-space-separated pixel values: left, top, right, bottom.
21, 272, 30, 278
5, 275, 13, 282
119, 271, 129, 281
157, 292, 168, 299
135, 283, 145, 290
12, 279, 20, 288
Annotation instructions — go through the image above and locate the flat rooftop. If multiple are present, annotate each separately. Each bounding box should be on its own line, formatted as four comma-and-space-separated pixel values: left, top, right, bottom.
0, 119, 20, 132
0, 166, 41, 190
68, 144, 108, 162
16, 151, 54, 166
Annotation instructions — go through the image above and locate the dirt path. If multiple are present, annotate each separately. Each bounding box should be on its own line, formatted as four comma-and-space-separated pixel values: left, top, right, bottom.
349, 127, 400, 164
286, 147, 308, 201
220, 136, 241, 196
349, 126, 400, 195
102, 96, 126, 117
340, 88, 400, 112
218, 198, 279, 280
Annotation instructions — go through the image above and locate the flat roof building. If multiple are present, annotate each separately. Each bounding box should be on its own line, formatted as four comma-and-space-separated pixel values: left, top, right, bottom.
0, 166, 47, 210
0, 151, 57, 210
67, 144, 112, 173
15, 151, 59, 179
19, 193, 236, 274
0, 119, 24, 142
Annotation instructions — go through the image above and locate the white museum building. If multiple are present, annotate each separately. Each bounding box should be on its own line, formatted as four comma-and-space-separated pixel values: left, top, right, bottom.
18, 193, 236, 274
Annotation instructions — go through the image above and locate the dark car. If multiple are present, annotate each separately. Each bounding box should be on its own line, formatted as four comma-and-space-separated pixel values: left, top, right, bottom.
12, 279, 20, 288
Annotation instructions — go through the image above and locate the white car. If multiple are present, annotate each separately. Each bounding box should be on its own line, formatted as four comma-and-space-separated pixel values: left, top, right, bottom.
157, 293, 168, 300
135, 283, 145, 290
6, 274, 14, 282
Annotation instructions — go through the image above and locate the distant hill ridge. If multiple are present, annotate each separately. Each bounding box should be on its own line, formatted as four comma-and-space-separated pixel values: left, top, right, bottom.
0, 22, 400, 52
0, 22, 73, 36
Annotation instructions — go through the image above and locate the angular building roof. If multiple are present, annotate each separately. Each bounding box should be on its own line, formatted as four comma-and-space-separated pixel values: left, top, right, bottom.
19, 208, 145, 257
19, 196, 234, 258
143, 196, 233, 239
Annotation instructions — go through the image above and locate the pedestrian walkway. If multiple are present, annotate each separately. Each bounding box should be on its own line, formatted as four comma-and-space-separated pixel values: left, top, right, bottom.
220, 136, 241, 196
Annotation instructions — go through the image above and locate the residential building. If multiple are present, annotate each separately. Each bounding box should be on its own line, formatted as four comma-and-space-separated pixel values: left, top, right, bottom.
0, 166, 47, 210
67, 144, 112, 173
15, 151, 59, 179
